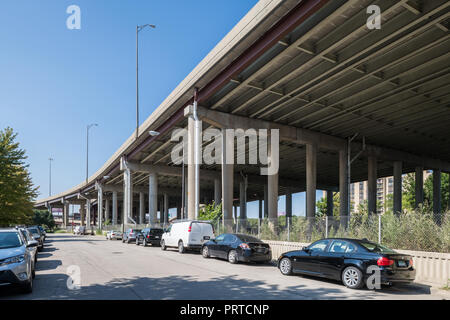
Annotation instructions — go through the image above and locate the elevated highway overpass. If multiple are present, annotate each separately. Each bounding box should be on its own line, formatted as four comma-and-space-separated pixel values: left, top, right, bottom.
35, 0, 450, 230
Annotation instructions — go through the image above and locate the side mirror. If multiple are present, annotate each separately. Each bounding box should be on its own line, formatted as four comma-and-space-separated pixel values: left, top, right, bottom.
302, 246, 309, 252
27, 241, 38, 248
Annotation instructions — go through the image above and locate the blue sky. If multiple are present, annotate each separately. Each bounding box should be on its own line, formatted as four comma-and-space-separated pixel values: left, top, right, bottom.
0, 1, 322, 218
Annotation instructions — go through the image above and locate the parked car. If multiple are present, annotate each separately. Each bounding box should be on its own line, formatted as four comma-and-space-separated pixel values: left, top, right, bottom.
161, 220, 215, 253
106, 230, 122, 240
26, 226, 44, 252
122, 228, 141, 244
74, 226, 87, 235
135, 228, 164, 246
202, 233, 271, 264
37, 226, 46, 240
0, 228, 36, 293
18, 228, 38, 266
277, 238, 416, 289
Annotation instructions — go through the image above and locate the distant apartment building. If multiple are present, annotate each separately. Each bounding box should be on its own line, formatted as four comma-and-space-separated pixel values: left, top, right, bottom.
323, 170, 432, 214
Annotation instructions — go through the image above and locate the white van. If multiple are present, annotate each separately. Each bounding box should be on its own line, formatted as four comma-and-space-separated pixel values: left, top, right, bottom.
161, 220, 215, 253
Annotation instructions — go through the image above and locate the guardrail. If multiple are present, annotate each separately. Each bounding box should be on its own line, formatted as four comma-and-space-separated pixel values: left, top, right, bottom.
263, 240, 450, 287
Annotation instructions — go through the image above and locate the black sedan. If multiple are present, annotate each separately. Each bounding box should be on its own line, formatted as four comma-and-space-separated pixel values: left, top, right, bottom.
202, 233, 271, 264
135, 228, 164, 246
277, 238, 416, 289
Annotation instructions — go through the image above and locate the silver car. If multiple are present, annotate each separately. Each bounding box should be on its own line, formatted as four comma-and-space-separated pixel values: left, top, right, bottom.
0, 228, 36, 293
106, 230, 122, 240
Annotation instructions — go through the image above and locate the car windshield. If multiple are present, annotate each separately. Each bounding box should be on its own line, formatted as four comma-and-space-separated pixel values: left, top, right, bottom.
237, 235, 262, 243
359, 241, 397, 254
28, 228, 40, 235
0, 232, 23, 249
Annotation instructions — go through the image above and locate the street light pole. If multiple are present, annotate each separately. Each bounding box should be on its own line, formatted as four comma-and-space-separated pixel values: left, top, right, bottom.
48, 157, 54, 196
136, 24, 156, 140
86, 123, 98, 184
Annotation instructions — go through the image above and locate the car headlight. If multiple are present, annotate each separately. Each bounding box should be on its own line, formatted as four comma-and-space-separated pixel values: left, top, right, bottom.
0, 255, 25, 266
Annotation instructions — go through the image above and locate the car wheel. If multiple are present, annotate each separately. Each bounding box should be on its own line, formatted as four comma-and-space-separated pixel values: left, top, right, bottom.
228, 250, 238, 264
122, 238, 125, 243
20, 277, 33, 294
161, 240, 166, 251
279, 257, 293, 275
135, 238, 139, 245
127, 238, 131, 244
178, 241, 185, 254
342, 266, 364, 289
143, 239, 147, 247
202, 246, 210, 258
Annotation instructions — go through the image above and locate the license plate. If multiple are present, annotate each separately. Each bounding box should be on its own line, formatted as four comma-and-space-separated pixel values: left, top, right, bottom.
257, 248, 266, 253
397, 260, 407, 267
203, 236, 210, 240
154, 236, 159, 239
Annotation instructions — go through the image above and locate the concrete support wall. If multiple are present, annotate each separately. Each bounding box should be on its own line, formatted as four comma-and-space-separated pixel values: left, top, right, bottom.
112, 191, 118, 225
149, 172, 158, 226
368, 156, 377, 215
433, 170, 441, 223
123, 167, 133, 225
326, 190, 333, 217
139, 192, 145, 224
339, 149, 349, 217
415, 167, 424, 209
267, 170, 278, 229
187, 117, 196, 220
214, 178, 221, 206
105, 198, 110, 224
222, 129, 234, 230
393, 161, 402, 214
258, 199, 263, 220
86, 200, 91, 228
306, 144, 317, 218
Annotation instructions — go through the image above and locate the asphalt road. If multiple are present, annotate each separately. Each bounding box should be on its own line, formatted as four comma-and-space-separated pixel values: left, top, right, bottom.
0, 233, 448, 300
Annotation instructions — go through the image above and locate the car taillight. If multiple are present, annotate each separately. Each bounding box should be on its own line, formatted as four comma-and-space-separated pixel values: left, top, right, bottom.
188, 226, 191, 232
239, 243, 250, 249
377, 257, 394, 266
409, 258, 413, 267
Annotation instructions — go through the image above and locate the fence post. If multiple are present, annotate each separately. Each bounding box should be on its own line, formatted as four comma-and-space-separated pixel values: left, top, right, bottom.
325, 215, 328, 238
378, 214, 381, 244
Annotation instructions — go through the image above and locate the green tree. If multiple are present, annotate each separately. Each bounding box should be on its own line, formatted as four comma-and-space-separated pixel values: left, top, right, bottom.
198, 202, 222, 223
32, 209, 55, 230
0, 127, 38, 226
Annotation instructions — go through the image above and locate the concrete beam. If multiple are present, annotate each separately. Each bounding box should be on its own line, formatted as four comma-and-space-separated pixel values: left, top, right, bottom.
306, 144, 317, 218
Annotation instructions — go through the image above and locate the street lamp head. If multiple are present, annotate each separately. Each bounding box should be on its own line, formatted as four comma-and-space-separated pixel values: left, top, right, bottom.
148, 130, 160, 136
138, 24, 156, 32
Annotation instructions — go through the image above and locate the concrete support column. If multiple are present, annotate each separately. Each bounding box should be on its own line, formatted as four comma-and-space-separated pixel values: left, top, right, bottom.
306, 144, 317, 218
80, 203, 85, 226
258, 199, 263, 220
63, 202, 69, 228
326, 190, 334, 217
164, 193, 169, 225
149, 173, 158, 226
368, 155, 377, 215
187, 117, 196, 220
123, 166, 133, 225
222, 129, 234, 230
239, 180, 247, 223
97, 186, 103, 230
415, 167, 424, 209
214, 178, 221, 206
176, 203, 181, 220
433, 169, 441, 224
285, 190, 292, 224
105, 198, 110, 224
267, 173, 278, 230
393, 161, 402, 214
339, 149, 349, 217
112, 191, 118, 225
86, 199, 91, 229
139, 192, 145, 224
263, 184, 268, 218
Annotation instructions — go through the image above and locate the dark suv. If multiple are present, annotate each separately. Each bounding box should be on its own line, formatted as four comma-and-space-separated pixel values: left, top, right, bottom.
135, 228, 164, 246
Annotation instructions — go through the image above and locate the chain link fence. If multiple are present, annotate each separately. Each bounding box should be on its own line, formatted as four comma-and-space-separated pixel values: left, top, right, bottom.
214, 211, 449, 253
